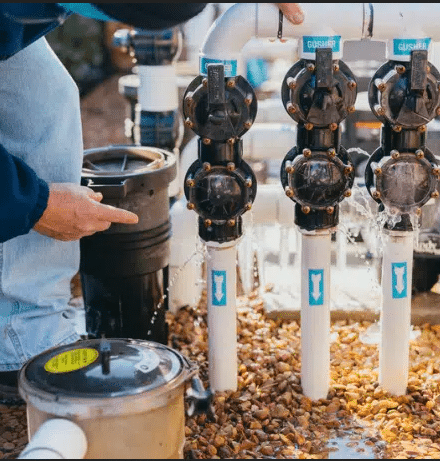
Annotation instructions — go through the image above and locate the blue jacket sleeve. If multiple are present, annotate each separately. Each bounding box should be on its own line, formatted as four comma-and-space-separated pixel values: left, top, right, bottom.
0, 143, 49, 242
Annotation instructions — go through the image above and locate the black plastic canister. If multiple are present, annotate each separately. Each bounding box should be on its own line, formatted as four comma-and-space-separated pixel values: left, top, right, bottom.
80, 146, 176, 344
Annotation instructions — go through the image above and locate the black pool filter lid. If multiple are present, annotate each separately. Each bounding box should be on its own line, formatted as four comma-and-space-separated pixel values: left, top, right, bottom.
81, 145, 177, 191
20, 338, 187, 399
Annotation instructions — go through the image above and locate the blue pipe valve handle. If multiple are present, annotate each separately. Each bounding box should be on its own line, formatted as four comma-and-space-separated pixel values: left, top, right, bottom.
280, 48, 357, 231
183, 64, 258, 243
365, 49, 440, 230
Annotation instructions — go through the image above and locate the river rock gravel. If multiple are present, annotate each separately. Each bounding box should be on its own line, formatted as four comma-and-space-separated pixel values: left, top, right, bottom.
3, 289, 440, 459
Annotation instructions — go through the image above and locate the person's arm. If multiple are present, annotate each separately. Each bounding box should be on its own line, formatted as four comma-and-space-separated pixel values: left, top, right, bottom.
0, 143, 49, 243
0, 143, 138, 243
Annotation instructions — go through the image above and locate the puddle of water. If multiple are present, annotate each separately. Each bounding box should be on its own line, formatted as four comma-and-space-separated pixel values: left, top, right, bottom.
326, 434, 379, 459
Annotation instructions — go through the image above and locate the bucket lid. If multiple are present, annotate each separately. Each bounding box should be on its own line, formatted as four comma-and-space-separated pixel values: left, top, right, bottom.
19, 339, 195, 401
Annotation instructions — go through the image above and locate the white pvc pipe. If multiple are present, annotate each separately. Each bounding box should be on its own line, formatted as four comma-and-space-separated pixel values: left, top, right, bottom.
254, 99, 296, 125
206, 240, 238, 392
250, 183, 295, 227
301, 231, 332, 400
200, 3, 440, 74
380, 230, 414, 396
137, 65, 178, 112
200, 3, 366, 68
370, 3, 440, 42
242, 123, 296, 161
169, 196, 202, 313
19, 419, 87, 460
180, 124, 296, 182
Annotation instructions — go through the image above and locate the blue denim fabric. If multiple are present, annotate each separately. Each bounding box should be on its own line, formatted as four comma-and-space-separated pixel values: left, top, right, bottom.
0, 37, 82, 371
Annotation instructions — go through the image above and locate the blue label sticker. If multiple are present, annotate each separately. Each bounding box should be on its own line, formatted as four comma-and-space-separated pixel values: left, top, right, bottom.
309, 269, 324, 306
200, 58, 238, 77
212, 270, 227, 306
393, 38, 431, 56
302, 36, 341, 54
392, 262, 408, 299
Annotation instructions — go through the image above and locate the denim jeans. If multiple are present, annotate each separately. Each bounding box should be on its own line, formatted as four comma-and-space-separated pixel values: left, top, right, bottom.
0, 37, 82, 371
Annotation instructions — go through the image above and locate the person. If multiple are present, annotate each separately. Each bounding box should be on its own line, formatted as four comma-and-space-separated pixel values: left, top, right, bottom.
0, 3, 304, 403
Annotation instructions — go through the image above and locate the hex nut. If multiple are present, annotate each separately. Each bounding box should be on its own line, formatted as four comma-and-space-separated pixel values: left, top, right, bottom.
285, 187, 294, 198
301, 206, 311, 214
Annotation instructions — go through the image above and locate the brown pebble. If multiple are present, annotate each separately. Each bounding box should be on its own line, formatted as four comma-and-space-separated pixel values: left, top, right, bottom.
260, 445, 274, 456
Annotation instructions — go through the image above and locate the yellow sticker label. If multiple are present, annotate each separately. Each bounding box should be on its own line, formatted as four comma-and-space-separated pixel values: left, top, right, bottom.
44, 348, 99, 374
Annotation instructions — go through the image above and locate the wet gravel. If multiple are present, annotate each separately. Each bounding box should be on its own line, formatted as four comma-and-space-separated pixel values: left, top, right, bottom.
171, 289, 440, 459
3, 289, 440, 459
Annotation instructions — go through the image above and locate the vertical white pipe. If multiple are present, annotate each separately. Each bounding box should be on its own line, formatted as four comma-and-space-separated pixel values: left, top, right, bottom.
206, 240, 238, 392
137, 65, 180, 198
18, 419, 87, 460
301, 231, 332, 400
380, 230, 413, 396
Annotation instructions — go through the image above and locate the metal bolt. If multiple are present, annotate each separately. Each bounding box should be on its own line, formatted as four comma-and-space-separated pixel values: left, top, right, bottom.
305, 123, 314, 131
285, 161, 295, 174
416, 149, 424, 159
303, 148, 312, 157
327, 148, 336, 158
347, 106, 356, 114
348, 80, 357, 90
286, 103, 297, 114
374, 167, 382, 176
184, 94, 194, 105
393, 125, 402, 132
202, 138, 212, 145
186, 178, 195, 187
244, 121, 253, 129
432, 167, 440, 176
286, 77, 297, 89
344, 165, 354, 175
244, 95, 253, 106
375, 78, 386, 91
391, 150, 400, 160
306, 63, 315, 72
184, 118, 194, 128
204, 219, 212, 227
333, 63, 340, 72
226, 162, 236, 172
245, 202, 253, 211
395, 64, 406, 74
187, 202, 195, 210
227, 138, 235, 145
436, 107, 440, 117
374, 105, 385, 116
326, 206, 335, 214
418, 125, 427, 133
285, 187, 294, 198
432, 190, 440, 199
227, 219, 236, 227
372, 190, 381, 200
203, 162, 211, 172
427, 65, 431, 73
330, 123, 338, 131
416, 208, 422, 216
202, 78, 208, 87
302, 206, 311, 214
245, 178, 253, 188
226, 78, 236, 88
344, 190, 352, 198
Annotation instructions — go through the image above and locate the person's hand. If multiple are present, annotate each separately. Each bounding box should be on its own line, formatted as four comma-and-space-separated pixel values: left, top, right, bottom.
33, 183, 139, 241
275, 3, 305, 25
